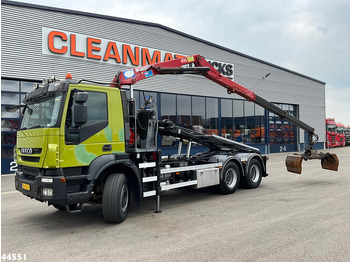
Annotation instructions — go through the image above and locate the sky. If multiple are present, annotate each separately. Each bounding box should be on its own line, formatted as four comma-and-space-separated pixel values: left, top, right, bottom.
9, 0, 350, 126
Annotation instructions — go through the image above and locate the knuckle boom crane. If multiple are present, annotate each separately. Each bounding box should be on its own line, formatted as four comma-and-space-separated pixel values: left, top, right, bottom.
111, 54, 339, 174
12, 54, 339, 224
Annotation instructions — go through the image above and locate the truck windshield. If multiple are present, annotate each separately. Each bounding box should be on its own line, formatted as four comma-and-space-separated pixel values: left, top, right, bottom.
21, 94, 63, 130
327, 125, 336, 132
337, 127, 344, 134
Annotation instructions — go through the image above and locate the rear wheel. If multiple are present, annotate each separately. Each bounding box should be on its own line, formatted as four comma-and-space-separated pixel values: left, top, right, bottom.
217, 162, 241, 194
242, 159, 262, 189
102, 173, 129, 223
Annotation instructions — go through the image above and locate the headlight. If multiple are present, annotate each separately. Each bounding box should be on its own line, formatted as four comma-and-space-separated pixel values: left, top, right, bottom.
42, 188, 54, 197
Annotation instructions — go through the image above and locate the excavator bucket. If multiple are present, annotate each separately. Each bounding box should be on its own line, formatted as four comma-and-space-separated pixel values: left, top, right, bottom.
285, 154, 304, 174
321, 153, 339, 171
285, 152, 339, 174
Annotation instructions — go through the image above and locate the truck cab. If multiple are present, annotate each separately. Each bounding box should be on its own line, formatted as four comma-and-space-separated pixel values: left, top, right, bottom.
15, 78, 127, 211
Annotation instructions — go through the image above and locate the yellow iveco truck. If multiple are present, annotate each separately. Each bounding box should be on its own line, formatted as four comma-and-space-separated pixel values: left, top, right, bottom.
14, 55, 338, 223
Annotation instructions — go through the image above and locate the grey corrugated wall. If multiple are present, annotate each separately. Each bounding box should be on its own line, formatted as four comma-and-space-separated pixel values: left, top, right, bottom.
1, 2, 326, 144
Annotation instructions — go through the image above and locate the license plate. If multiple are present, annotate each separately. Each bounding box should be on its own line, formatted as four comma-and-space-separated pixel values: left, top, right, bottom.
22, 183, 30, 191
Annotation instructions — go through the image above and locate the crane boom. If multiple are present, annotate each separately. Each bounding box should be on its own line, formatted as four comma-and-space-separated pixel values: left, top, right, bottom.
111, 54, 338, 174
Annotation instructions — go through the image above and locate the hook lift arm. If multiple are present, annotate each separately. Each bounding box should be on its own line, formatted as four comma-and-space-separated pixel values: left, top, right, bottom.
111, 54, 339, 174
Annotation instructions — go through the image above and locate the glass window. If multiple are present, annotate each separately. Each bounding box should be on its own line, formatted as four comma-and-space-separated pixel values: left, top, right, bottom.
192, 96, 205, 132
269, 103, 297, 145
21, 94, 26, 104
206, 98, 218, 135
85, 92, 108, 123
254, 105, 265, 143
244, 101, 254, 143
132, 90, 141, 111
1, 93, 20, 105
1, 80, 19, 92
65, 91, 108, 144
221, 99, 233, 139
1, 120, 19, 131
161, 93, 176, 146
124, 88, 140, 111
177, 95, 191, 128
21, 81, 37, 93
233, 100, 244, 142
21, 95, 63, 129
1, 147, 15, 158
1, 106, 19, 118
161, 93, 176, 123
139, 91, 157, 109
1, 133, 17, 145
244, 101, 254, 116
133, 91, 140, 111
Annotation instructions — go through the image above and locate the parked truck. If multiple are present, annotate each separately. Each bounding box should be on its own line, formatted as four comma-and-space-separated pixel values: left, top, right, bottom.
326, 118, 346, 147
336, 123, 346, 147
12, 55, 339, 223
345, 126, 350, 146
326, 118, 338, 147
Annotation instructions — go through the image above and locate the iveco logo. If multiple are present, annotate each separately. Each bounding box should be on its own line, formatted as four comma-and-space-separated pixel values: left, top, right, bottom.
21, 148, 33, 155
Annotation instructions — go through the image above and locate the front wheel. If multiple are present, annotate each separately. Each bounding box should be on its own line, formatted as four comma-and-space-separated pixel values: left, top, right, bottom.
217, 162, 241, 194
102, 173, 129, 223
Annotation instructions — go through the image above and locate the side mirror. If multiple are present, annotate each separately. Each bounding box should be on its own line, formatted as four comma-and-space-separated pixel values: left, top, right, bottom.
75, 91, 88, 103
74, 104, 87, 126
74, 91, 88, 126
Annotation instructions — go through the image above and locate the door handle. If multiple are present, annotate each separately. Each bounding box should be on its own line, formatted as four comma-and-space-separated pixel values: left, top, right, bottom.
102, 144, 112, 152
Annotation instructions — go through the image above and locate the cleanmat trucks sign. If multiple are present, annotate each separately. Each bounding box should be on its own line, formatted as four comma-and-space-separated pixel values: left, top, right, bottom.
42, 27, 234, 79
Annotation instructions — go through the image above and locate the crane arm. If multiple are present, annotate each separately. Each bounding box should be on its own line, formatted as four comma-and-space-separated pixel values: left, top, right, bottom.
111, 55, 256, 102
111, 55, 314, 134
111, 54, 338, 174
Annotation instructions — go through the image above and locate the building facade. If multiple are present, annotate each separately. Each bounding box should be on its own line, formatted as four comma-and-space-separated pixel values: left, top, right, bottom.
1, 0, 326, 174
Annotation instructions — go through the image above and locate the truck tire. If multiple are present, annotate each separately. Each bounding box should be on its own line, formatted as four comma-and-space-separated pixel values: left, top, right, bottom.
242, 159, 262, 189
102, 173, 129, 223
217, 162, 241, 194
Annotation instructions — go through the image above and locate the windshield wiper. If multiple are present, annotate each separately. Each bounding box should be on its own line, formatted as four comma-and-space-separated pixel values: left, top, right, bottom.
29, 125, 43, 130
5, 105, 26, 112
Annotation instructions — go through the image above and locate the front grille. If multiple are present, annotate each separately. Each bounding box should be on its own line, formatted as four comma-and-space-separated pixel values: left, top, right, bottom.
19, 148, 42, 154
21, 156, 40, 162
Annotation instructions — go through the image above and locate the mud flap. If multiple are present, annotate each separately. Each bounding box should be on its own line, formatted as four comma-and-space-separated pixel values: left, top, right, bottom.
321, 153, 339, 171
285, 154, 303, 174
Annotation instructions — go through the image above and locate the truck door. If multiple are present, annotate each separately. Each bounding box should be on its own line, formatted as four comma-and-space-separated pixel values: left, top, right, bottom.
60, 87, 124, 168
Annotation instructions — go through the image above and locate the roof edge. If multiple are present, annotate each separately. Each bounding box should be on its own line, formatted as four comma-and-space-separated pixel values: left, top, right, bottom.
2, 0, 326, 85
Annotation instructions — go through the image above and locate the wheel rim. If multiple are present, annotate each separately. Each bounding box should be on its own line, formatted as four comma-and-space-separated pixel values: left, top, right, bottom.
120, 184, 129, 213
249, 165, 260, 183
225, 168, 237, 189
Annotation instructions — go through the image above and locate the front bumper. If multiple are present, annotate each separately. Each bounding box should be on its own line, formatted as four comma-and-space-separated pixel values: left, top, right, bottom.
15, 169, 92, 206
